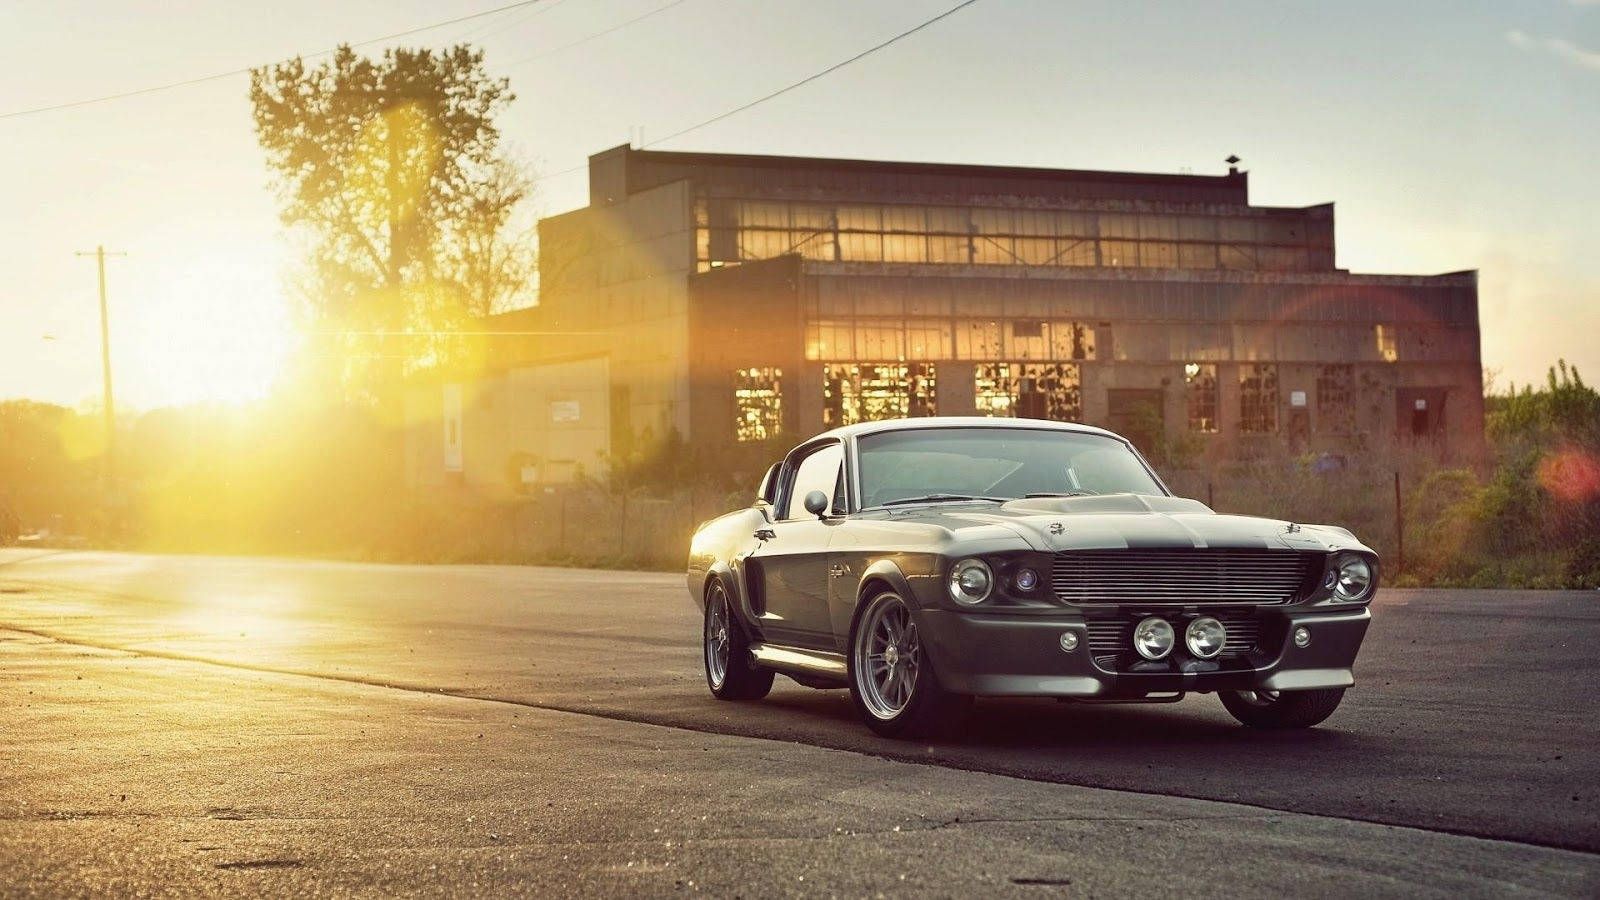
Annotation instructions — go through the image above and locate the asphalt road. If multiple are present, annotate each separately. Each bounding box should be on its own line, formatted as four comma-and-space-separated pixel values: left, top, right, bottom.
2, 548, 1597, 896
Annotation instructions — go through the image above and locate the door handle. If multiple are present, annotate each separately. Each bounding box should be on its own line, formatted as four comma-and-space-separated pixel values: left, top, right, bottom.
754, 528, 776, 541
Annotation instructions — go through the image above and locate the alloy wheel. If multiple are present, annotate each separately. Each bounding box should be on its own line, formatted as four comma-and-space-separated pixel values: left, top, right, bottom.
705, 585, 731, 689
854, 593, 921, 720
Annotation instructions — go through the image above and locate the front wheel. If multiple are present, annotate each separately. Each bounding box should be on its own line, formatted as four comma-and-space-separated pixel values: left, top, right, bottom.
1220, 687, 1346, 729
704, 581, 774, 701
847, 590, 969, 739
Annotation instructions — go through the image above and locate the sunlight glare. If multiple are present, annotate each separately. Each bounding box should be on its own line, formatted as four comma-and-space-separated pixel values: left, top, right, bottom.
120, 249, 296, 408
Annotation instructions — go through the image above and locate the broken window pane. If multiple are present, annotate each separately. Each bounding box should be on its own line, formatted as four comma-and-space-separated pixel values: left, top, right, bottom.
974, 363, 1082, 421
1185, 363, 1219, 433
1239, 363, 1280, 433
823, 363, 937, 426
1316, 364, 1355, 432
1050, 322, 1096, 360
734, 368, 783, 442
1375, 323, 1398, 362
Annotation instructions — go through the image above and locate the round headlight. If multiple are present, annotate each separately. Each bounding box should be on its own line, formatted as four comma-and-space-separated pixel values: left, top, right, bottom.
948, 558, 993, 605
1014, 567, 1040, 592
1133, 616, 1175, 660
1185, 617, 1227, 659
1333, 554, 1374, 602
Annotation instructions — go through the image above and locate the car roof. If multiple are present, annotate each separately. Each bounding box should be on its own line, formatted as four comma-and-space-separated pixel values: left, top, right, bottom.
811, 416, 1126, 443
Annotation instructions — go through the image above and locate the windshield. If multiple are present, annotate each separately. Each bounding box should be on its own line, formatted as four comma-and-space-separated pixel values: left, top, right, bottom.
856, 427, 1164, 507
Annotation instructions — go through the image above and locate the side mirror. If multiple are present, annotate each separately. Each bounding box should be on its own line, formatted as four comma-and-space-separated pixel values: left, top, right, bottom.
803, 490, 830, 517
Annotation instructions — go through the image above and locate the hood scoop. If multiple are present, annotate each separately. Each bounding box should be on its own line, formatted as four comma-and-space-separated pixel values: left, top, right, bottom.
1002, 493, 1212, 517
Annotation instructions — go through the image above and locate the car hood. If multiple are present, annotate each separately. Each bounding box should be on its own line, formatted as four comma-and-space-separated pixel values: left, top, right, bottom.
879, 493, 1366, 554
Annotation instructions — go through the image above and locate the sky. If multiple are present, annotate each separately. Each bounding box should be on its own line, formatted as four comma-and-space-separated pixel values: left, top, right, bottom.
1, 0, 1596, 410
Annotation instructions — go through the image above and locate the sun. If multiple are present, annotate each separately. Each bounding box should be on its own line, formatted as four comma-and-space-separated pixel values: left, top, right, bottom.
117, 247, 296, 409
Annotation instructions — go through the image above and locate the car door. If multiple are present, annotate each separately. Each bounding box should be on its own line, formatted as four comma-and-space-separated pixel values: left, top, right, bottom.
750, 441, 843, 648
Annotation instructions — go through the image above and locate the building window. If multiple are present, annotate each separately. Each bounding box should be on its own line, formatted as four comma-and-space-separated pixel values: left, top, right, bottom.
1051, 322, 1096, 360
1316, 364, 1355, 433
1010, 319, 1047, 359
975, 363, 1082, 421
695, 197, 1319, 274
1375, 324, 1398, 362
734, 368, 782, 442
1184, 363, 1219, 433
807, 318, 1093, 363
1239, 363, 1279, 433
823, 363, 936, 426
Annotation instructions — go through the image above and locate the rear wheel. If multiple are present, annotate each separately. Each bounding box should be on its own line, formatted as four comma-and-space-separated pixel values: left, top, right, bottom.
1221, 687, 1345, 729
848, 590, 969, 739
704, 581, 774, 701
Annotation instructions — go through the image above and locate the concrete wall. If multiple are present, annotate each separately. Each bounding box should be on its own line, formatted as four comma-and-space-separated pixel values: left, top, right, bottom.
685, 256, 806, 447
405, 356, 612, 498
536, 179, 697, 454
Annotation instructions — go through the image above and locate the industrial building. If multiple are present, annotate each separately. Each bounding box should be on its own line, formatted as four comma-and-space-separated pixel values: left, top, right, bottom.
407, 146, 1482, 494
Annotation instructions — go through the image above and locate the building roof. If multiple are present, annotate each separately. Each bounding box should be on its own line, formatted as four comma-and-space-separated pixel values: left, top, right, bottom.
588, 145, 1250, 207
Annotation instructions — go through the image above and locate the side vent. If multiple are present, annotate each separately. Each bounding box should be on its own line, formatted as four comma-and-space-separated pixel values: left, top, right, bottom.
744, 560, 767, 616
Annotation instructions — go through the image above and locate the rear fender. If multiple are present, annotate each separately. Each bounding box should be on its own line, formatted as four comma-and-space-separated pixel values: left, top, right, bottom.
705, 560, 763, 641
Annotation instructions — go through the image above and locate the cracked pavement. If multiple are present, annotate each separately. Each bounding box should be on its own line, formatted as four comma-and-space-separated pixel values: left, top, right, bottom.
1, 550, 1597, 896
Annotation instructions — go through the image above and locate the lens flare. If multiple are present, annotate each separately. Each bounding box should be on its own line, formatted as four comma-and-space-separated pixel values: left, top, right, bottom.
1538, 447, 1600, 504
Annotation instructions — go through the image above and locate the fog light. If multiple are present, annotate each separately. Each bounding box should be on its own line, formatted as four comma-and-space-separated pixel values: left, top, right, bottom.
1133, 617, 1175, 660
1059, 631, 1079, 652
1185, 617, 1227, 659
1293, 626, 1312, 648
1015, 567, 1040, 592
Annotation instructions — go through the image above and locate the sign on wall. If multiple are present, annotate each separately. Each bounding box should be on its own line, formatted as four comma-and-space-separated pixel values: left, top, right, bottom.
550, 399, 581, 423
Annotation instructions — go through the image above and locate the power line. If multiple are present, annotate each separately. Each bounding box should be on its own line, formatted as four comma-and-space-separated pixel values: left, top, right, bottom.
454, 0, 575, 44
526, 0, 985, 186
500, 0, 696, 68
646, 0, 984, 147
0, 0, 554, 120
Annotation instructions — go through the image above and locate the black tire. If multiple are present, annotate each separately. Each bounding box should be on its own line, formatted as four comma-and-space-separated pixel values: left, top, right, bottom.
847, 589, 970, 739
1220, 687, 1346, 729
704, 580, 774, 701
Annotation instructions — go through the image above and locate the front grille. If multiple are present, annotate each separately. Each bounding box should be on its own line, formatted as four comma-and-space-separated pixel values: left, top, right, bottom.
1085, 620, 1131, 657
1052, 548, 1312, 605
1084, 610, 1263, 665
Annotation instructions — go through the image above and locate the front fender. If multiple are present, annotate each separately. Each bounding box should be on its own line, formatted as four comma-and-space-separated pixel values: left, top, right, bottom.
855, 558, 918, 609
830, 558, 923, 654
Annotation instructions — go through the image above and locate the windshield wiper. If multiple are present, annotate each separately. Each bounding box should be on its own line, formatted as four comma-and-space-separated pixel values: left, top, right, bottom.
879, 493, 1007, 507
1024, 491, 1097, 498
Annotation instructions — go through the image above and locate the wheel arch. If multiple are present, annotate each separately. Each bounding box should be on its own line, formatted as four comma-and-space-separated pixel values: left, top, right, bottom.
705, 562, 762, 642
855, 559, 918, 610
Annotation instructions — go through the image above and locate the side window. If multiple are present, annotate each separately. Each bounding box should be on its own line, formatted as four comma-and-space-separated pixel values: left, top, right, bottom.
782, 443, 844, 520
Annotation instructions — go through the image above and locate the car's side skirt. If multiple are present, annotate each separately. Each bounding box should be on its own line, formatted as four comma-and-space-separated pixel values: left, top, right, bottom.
749, 642, 849, 686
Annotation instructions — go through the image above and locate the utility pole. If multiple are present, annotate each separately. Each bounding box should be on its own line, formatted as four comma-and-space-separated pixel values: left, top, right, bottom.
75, 245, 125, 489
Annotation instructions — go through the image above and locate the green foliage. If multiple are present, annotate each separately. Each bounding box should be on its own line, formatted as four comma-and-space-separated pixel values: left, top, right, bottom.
0, 401, 102, 539
1489, 359, 1600, 445
249, 44, 534, 399
1399, 361, 1599, 586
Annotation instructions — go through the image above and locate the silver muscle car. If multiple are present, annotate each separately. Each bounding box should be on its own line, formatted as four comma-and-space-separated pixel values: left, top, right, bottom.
687, 418, 1377, 738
